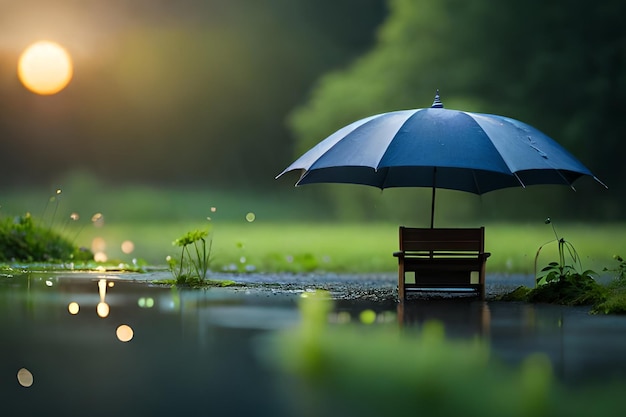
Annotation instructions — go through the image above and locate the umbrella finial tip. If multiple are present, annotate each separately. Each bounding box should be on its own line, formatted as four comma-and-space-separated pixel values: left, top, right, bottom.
431, 90, 444, 108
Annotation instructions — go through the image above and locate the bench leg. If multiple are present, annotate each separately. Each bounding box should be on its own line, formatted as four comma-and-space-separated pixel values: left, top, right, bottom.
479, 262, 486, 301
398, 261, 406, 303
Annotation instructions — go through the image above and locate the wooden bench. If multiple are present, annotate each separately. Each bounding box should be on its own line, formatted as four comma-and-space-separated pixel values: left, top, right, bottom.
393, 227, 490, 302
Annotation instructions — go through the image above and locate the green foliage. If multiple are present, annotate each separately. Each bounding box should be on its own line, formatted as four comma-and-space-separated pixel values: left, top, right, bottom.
168, 229, 213, 285
288, 0, 624, 219
0, 213, 92, 263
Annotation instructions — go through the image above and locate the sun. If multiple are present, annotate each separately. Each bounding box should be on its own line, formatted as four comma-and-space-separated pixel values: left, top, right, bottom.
17, 40, 74, 95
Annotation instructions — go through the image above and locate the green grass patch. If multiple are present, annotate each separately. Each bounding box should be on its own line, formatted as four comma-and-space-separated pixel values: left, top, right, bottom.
72, 221, 626, 275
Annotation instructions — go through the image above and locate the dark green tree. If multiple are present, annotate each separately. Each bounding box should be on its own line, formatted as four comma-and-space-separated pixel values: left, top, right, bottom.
288, 0, 625, 221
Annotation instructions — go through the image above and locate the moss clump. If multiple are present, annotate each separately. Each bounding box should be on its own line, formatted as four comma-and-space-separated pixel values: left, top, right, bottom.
153, 278, 237, 288
0, 213, 92, 263
593, 290, 626, 315
592, 257, 626, 314
498, 285, 532, 301
527, 274, 607, 306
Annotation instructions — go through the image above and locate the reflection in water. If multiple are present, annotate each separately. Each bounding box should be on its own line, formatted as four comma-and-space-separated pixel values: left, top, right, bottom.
97, 278, 110, 318
16, 368, 33, 387
68, 301, 80, 315
116, 324, 134, 342
397, 298, 492, 338
138, 297, 154, 308
359, 309, 377, 324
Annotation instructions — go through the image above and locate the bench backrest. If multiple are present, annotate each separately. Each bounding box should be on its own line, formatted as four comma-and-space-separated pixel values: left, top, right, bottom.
399, 227, 485, 255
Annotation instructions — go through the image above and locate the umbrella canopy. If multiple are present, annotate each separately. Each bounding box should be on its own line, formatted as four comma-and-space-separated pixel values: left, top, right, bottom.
277, 92, 606, 226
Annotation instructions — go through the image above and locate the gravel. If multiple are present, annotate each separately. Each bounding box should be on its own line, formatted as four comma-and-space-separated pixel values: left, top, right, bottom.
212, 272, 536, 303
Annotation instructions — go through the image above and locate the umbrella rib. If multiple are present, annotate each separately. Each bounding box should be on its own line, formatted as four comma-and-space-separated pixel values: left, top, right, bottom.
472, 170, 482, 194
378, 166, 390, 189
513, 172, 527, 188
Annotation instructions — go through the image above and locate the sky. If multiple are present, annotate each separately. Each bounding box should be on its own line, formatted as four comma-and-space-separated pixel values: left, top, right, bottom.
0, 0, 387, 190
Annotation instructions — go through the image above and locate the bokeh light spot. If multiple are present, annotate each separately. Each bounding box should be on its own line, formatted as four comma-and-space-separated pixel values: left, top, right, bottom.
17, 368, 34, 387
97, 302, 110, 318
121, 240, 135, 254
138, 297, 155, 308
359, 309, 377, 325
245, 212, 256, 222
68, 302, 80, 315
116, 325, 134, 342
94, 252, 108, 263
91, 237, 106, 252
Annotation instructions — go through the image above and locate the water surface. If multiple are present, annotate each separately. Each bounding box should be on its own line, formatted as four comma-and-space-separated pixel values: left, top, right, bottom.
2, 272, 626, 415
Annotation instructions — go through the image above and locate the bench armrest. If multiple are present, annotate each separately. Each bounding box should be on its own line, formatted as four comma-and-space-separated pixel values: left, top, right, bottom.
479, 252, 492, 260
393, 251, 405, 258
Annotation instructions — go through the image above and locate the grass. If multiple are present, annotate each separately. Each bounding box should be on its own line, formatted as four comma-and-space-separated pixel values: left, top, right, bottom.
1, 180, 623, 275
71, 220, 626, 275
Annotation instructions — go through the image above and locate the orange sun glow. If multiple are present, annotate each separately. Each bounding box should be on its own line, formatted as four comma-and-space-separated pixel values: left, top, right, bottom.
17, 40, 73, 95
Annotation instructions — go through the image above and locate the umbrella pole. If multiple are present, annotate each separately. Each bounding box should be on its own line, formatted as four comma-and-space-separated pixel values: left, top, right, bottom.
430, 186, 436, 228
430, 167, 437, 228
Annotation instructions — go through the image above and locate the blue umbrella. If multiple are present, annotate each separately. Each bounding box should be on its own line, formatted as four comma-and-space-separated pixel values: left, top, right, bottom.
277, 92, 606, 227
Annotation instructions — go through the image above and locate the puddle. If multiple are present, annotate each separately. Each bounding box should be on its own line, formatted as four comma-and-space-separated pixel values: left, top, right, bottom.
2, 272, 626, 415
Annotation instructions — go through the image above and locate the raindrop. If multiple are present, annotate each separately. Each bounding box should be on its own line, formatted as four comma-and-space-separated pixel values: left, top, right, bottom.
91, 213, 104, 227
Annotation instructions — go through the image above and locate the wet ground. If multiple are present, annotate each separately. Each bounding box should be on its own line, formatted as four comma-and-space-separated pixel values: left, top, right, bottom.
1, 271, 626, 415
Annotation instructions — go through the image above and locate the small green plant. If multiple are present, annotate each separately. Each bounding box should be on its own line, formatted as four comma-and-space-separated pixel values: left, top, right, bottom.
518, 218, 606, 306
535, 218, 597, 286
168, 229, 213, 285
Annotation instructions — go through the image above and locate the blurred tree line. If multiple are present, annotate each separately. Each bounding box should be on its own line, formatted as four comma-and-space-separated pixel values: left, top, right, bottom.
289, 0, 625, 222
1, 0, 623, 222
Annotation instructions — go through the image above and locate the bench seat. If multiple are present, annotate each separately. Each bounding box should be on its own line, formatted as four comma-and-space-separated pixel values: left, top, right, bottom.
393, 227, 490, 301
